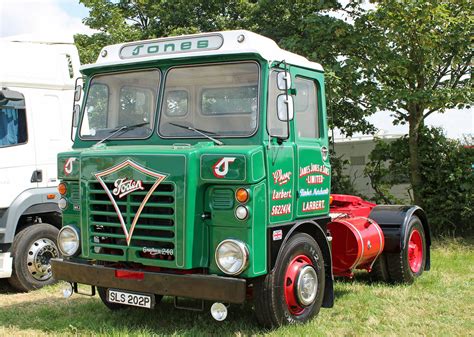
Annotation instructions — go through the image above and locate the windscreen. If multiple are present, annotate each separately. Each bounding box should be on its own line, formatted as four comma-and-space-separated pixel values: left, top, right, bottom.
80, 69, 160, 140
159, 62, 259, 138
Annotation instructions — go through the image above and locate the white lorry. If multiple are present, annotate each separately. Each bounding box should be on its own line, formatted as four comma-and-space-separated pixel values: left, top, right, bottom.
0, 36, 80, 291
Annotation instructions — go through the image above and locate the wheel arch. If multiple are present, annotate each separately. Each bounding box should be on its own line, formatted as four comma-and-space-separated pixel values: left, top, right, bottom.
369, 205, 431, 271
269, 219, 334, 308
0, 188, 61, 244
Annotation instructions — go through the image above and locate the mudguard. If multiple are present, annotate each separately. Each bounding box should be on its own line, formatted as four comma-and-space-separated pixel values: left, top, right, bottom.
369, 205, 431, 270
0, 188, 60, 244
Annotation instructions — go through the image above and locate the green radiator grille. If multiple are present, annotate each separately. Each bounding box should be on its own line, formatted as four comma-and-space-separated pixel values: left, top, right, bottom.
88, 181, 176, 262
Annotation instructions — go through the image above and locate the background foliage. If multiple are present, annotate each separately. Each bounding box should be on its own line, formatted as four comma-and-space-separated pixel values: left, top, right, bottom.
366, 128, 473, 236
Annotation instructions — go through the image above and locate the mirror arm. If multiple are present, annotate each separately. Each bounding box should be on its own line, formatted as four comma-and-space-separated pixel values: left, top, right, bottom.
283, 60, 290, 141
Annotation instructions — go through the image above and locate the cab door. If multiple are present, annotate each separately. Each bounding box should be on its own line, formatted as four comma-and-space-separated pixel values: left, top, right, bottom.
291, 69, 330, 218
265, 69, 296, 225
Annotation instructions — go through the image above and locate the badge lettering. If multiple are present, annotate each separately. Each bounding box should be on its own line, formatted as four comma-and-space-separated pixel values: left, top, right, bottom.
112, 178, 145, 198
272, 169, 292, 185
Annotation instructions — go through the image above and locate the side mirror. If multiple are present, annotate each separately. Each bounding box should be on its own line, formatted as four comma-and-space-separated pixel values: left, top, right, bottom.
277, 94, 294, 122
72, 104, 80, 127
277, 71, 291, 90
74, 85, 82, 102
0, 89, 24, 102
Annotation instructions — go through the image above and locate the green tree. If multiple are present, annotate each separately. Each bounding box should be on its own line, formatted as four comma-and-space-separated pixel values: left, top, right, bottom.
347, 0, 473, 206
252, 0, 377, 136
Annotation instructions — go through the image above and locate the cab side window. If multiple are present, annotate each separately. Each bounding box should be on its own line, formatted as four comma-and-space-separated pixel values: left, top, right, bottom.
294, 78, 319, 139
0, 100, 28, 148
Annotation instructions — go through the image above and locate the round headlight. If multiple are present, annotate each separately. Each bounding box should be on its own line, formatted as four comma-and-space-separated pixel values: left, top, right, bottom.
58, 225, 80, 257
215, 239, 249, 275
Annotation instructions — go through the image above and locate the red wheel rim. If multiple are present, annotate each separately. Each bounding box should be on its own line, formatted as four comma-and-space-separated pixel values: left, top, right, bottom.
408, 229, 423, 273
284, 254, 313, 315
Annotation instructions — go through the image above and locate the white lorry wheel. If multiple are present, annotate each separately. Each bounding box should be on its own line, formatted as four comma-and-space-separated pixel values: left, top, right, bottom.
8, 224, 59, 292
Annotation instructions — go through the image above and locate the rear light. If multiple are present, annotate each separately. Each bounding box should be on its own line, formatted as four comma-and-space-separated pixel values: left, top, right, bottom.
235, 188, 249, 203
115, 270, 145, 280
58, 183, 67, 195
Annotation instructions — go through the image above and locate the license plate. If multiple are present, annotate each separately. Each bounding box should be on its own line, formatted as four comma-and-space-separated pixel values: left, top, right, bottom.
107, 289, 154, 309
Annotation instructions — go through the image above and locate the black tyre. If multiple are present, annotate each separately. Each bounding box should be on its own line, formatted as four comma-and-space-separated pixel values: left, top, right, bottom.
8, 224, 60, 292
254, 233, 325, 328
386, 216, 426, 284
369, 253, 391, 282
97, 287, 163, 310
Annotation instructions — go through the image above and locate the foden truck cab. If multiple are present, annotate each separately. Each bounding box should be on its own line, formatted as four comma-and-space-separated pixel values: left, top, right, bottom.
51, 31, 430, 328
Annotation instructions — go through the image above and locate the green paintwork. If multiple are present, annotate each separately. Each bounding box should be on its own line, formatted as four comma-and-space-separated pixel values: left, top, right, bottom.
58, 51, 328, 280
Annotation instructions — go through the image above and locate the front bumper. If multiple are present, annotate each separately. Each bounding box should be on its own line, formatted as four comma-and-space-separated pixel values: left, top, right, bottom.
51, 259, 247, 304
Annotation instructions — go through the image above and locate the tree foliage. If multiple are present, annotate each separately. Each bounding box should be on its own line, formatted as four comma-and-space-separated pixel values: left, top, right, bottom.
366, 127, 473, 236
346, 0, 473, 206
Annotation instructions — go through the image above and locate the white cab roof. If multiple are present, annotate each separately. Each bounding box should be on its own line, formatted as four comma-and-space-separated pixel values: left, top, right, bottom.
0, 36, 80, 89
83, 30, 323, 72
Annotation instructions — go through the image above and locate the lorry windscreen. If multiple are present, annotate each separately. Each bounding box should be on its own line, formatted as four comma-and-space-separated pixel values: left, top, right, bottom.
159, 62, 259, 138
80, 69, 160, 140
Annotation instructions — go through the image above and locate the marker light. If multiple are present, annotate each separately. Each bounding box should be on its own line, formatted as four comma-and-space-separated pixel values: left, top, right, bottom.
58, 198, 68, 210
329, 195, 334, 205
235, 188, 249, 203
235, 205, 249, 220
58, 183, 67, 195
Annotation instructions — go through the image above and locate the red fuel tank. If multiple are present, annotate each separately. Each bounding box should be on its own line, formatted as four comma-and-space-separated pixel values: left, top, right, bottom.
328, 217, 385, 277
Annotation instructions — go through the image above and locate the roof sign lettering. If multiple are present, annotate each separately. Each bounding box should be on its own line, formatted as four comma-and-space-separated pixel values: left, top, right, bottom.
120, 34, 224, 59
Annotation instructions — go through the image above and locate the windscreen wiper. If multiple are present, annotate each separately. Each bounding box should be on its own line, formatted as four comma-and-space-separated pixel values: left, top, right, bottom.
169, 122, 223, 146
94, 122, 149, 147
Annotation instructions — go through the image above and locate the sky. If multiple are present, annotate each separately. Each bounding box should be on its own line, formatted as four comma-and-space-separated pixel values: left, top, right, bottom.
0, 0, 472, 139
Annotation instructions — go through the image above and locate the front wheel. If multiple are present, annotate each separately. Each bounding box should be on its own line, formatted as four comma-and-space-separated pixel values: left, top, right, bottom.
8, 224, 60, 292
254, 233, 325, 328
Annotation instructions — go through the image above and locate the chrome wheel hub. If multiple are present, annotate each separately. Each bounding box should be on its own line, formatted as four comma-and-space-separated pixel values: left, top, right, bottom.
27, 238, 59, 281
296, 265, 318, 306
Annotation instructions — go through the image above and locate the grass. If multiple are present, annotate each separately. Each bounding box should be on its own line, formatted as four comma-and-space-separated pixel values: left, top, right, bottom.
0, 238, 473, 336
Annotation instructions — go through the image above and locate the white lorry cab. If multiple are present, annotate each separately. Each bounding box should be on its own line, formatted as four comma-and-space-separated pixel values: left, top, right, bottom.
0, 36, 80, 291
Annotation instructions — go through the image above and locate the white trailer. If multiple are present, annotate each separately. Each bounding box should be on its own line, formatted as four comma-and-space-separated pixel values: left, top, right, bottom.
0, 36, 80, 291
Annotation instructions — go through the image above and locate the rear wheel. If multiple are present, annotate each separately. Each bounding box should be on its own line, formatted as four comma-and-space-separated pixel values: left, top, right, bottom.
8, 224, 59, 292
370, 253, 390, 282
254, 233, 325, 328
386, 216, 426, 284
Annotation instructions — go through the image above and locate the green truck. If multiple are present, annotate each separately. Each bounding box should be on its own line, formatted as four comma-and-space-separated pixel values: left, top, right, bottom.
51, 30, 430, 328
